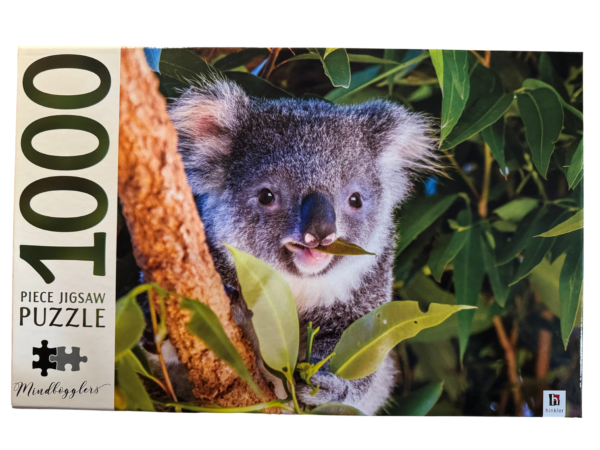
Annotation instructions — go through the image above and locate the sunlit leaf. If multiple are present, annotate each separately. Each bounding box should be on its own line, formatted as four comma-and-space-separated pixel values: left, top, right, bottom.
396, 194, 461, 256
225, 245, 299, 376
115, 289, 146, 361
517, 88, 564, 178
385, 382, 444, 416
309, 48, 351, 88
307, 402, 365, 415
429, 50, 444, 95
116, 352, 155, 412
493, 198, 539, 222
559, 230, 583, 349
181, 297, 261, 396
330, 301, 474, 380
537, 209, 583, 238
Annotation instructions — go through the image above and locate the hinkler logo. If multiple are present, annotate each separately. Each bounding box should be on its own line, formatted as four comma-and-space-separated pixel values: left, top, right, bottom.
543, 390, 566, 417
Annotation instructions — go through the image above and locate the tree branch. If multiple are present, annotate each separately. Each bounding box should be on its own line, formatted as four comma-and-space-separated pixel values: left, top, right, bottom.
117, 48, 277, 411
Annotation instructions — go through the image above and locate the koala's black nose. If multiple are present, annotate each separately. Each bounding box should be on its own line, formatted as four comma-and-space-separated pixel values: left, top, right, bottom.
299, 193, 337, 247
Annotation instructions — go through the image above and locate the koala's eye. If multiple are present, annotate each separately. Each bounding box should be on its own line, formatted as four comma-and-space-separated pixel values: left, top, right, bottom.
258, 188, 276, 205
349, 192, 362, 208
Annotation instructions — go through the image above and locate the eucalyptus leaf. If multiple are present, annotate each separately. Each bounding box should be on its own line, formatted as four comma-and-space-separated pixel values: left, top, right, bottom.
429, 50, 444, 95
511, 211, 572, 285
523, 78, 583, 121
493, 198, 539, 222
567, 140, 583, 189
396, 194, 460, 256
326, 53, 429, 103
225, 245, 299, 376
159, 48, 216, 85
400, 272, 495, 343
307, 402, 365, 415
309, 48, 351, 88
116, 352, 155, 412
428, 210, 470, 282
330, 301, 474, 380
559, 230, 583, 349
181, 297, 261, 396
482, 118, 507, 172
385, 382, 443, 416
213, 48, 270, 71
222, 71, 292, 99
440, 51, 470, 142
442, 63, 513, 150
453, 221, 485, 360
537, 209, 583, 238
115, 289, 146, 360
517, 88, 564, 178
480, 226, 509, 307
315, 238, 375, 256
288, 53, 400, 65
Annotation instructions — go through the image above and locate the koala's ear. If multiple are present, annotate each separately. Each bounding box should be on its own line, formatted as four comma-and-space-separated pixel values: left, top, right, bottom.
372, 102, 440, 206
168, 80, 249, 195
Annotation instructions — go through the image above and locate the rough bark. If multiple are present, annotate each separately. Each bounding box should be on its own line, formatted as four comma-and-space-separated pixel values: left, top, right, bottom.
117, 48, 277, 410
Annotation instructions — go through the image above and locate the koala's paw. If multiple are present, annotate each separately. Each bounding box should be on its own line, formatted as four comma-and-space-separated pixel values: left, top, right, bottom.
296, 372, 348, 407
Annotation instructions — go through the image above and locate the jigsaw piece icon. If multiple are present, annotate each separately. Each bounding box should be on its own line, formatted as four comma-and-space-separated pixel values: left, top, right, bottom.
49, 346, 88, 371
32, 340, 57, 377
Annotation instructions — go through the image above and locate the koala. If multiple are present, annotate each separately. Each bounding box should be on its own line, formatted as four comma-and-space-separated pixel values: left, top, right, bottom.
167, 79, 438, 415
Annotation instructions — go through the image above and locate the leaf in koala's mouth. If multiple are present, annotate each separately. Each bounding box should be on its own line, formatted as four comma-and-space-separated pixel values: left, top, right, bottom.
314, 239, 376, 256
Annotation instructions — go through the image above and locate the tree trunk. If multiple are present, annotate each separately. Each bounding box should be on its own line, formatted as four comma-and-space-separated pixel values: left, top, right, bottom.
117, 48, 277, 410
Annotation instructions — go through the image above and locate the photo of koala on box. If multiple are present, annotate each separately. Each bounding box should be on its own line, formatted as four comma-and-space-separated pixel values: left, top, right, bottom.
115, 48, 583, 416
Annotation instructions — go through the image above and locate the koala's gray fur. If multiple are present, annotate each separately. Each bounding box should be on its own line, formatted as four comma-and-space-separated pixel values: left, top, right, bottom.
168, 79, 438, 415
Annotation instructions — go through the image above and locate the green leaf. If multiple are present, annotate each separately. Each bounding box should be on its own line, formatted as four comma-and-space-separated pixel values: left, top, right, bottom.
440, 51, 470, 142
567, 140, 583, 189
429, 50, 444, 95
116, 352, 155, 412
482, 118, 507, 173
288, 53, 401, 66
314, 238, 375, 256
396, 194, 461, 256
307, 402, 365, 415
510, 211, 572, 285
325, 52, 430, 103
181, 297, 261, 397
122, 348, 165, 388
442, 64, 513, 149
400, 272, 495, 343
559, 230, 583, 349
523, 78, 583, 121
493, 198, 539, 222
115, 288, 146, 360
517, 88, 564, 178
385, 382, 444, 416
495, 207, 550, 265
428, 211, 470, 282
309, 48, 351, 88
159, 48, 216, 84
537, 209, 583, 237
213, 48, 270, 71
479, 227, 509, 307
330, 301, 474, 380
529, 255, 563, 317
160, 49, 292, 99
221, 71, 292, 99
453, 221, 485, 360
224, 245, 299, 376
